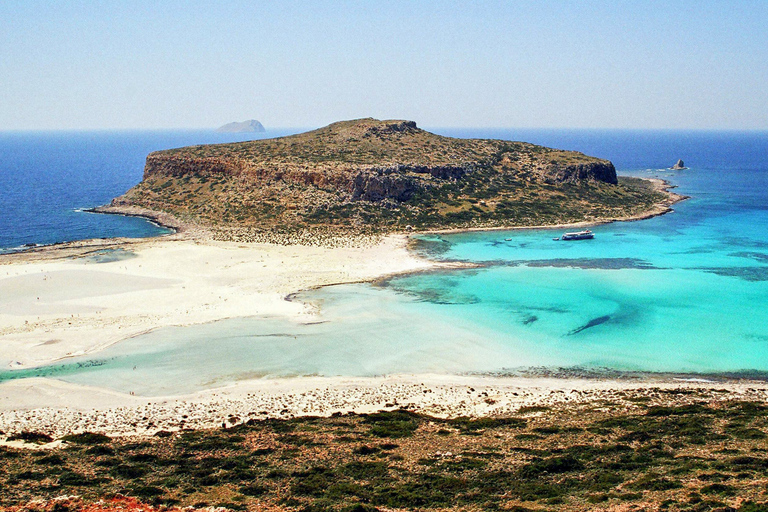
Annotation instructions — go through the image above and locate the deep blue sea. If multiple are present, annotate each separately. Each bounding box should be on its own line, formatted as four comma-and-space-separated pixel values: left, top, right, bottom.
2, 128, 768, 395
0, 130, 296, 252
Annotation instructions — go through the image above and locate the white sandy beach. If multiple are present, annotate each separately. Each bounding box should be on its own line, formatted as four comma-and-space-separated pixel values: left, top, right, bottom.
2, 231, 768, 441
2, 373, 768, 440
0, 234, 434, 370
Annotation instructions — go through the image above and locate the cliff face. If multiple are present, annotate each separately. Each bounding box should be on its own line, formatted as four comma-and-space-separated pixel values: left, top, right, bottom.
548, 161, 618, 185
114, 118, 659, 235
138, 119, 617, 204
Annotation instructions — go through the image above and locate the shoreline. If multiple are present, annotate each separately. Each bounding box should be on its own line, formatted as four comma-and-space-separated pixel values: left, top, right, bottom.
4, 174, 684, 257
420, 177, 688, 236
0, 177, 703, 437
0, 233, 440, 370
2, 373, 768, 439
88, 204, 191, 235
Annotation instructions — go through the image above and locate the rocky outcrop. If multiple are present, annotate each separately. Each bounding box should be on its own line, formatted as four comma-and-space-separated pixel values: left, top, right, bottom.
545, 161, 618, 185
142, 120, 621, 201
143, 154, 246, 179
351, 171, 422, 202
349, 163, 475, 201
143, 154, 479, 203
670, 159, 687, 170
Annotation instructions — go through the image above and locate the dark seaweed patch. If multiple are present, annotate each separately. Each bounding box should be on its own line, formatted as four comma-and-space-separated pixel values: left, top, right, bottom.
568, 315, 611, 335
411, 289, 479, 305
729, 251, 768, 263
0, 358, 111, 385
410, 237, 453, 258
522, 258, 657, 270
81, 248, 138, 264
699, 266, 768, 282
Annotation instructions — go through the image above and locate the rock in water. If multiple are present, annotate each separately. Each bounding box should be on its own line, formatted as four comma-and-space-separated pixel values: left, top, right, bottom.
216, 120, 266, 133
670, 159, 687, 170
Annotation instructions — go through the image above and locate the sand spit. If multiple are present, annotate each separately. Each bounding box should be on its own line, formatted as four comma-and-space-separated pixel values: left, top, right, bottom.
2, 374, 768, 439
0, 234, 438, 370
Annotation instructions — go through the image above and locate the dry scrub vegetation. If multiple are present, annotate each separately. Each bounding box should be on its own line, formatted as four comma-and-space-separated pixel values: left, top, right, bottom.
3, 389, 768, 511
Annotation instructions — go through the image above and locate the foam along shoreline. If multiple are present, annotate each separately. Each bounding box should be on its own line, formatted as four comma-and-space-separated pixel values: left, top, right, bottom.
0, 234, 438, 371
86, 204, 187, 234
0, 206, 179, 257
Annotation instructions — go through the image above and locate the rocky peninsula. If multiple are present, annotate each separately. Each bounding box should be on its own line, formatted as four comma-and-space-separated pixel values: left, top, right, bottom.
100, 118, 678, 243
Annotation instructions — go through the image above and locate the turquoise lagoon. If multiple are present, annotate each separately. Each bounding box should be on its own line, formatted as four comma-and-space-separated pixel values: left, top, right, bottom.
2, 130, 768, 395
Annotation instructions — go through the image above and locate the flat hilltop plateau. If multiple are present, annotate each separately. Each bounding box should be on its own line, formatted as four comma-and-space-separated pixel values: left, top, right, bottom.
99, 118, 678, 242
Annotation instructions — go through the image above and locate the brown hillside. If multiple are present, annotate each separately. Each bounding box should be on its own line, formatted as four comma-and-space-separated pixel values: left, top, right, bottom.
107, 118, 670, 239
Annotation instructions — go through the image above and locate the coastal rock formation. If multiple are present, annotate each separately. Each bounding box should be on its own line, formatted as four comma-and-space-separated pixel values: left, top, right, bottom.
111, 118, 668, 236
216, 119, 266, 133
541, 160, 618, 185
670, 159, 687, 170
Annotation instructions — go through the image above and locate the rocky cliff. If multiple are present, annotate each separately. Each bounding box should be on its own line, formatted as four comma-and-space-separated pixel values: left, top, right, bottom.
112, 118, 664, 237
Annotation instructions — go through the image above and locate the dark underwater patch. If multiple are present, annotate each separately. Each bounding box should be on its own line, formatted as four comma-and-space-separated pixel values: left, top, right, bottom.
724, 237, 768, 250
401, 287, 480, 305
521, 258, 657, 270
568, 315, 611, 335
728, 251, 768, 263
0, 358, 110, 384
80, 248, 138, 264
410, 236, 453, 258
673, 245, 717, 255
526, 305, 571, 314
699, 266, 768, 282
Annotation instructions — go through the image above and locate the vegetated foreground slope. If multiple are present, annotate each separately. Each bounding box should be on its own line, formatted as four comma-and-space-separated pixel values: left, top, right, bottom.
111, 118, 669, 237
3, 391, 768, 511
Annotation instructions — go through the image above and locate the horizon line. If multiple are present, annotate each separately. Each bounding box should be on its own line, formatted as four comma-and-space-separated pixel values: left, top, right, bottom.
2, 125, 768, 134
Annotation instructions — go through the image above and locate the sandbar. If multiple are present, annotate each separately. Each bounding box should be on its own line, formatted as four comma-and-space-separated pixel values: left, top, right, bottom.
0, 234, 437, 370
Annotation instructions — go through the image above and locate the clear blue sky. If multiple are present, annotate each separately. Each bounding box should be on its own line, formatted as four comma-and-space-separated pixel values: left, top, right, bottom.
1, 0, 767, 130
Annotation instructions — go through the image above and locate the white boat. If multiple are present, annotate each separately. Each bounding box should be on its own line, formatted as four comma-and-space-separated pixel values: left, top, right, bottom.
559, 229, 594, 241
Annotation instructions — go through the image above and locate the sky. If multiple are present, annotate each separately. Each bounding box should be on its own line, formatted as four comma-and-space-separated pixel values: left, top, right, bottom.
1, 0, 767, 131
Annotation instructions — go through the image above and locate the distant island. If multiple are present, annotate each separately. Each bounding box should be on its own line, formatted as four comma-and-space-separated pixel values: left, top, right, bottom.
103, 118, 679, 243
216, 119, 266, 133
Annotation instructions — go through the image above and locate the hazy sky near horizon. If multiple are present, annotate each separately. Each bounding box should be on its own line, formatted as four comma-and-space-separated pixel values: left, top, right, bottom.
1, 1, 767, 131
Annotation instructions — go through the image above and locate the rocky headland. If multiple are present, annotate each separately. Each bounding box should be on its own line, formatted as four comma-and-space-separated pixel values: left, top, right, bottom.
103, 118, 676, 243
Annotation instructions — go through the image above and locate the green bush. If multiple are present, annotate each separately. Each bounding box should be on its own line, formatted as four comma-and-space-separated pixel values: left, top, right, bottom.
61, 432, 111, 445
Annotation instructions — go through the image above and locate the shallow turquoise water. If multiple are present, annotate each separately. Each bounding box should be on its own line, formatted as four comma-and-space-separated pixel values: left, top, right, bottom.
3, 130, 768, 395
